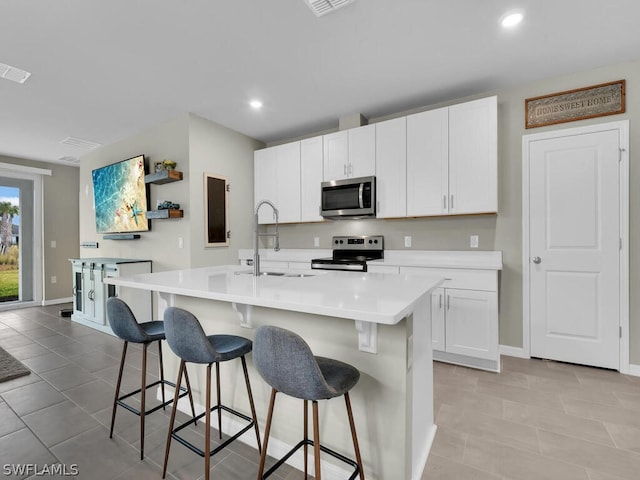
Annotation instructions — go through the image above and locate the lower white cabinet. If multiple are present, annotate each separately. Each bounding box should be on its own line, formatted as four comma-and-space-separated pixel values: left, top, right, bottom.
401, 266, 500, 372
70, 258, 152, 335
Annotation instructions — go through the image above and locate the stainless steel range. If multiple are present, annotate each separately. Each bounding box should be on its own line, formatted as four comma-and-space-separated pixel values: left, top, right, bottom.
311, 235, 384, 272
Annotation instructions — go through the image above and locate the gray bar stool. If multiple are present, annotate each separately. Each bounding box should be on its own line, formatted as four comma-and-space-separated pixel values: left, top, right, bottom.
162, 307, 262, 480
253, 325, 365, 480
106, 297, 196, 460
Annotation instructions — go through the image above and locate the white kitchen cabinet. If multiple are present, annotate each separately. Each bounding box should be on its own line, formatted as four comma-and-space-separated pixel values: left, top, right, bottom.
323, 124, 375, 181
448, 96, 498, 214
70, 258, 152, 335
375, 117, 407, 218
300, 136, 324, 222
406, 107, 449, 216
254, 142, 301, 224
406, 97, 497, 216
402, 265, 500, 372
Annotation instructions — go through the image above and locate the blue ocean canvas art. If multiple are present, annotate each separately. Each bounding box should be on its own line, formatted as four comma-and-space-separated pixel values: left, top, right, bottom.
92, 155, 149, 234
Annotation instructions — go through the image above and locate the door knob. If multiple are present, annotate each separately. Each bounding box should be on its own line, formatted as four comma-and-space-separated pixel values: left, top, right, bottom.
532, 256, 542, 264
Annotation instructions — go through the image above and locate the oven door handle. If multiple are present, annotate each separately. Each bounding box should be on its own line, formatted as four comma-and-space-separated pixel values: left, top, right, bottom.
358, 183, 364, 209
311, 262, 366, 272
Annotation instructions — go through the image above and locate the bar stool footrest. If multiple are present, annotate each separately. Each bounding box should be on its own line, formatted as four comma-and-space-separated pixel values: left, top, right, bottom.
262, 439, 360, 480
116, 379, 190, 417
171, 404, 255, 458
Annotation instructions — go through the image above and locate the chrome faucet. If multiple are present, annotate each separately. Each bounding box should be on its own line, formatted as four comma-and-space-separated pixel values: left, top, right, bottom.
253, 200, 280, 276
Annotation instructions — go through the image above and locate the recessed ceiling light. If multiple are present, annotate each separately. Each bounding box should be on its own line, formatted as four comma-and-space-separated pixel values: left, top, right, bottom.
500, 10, 524, 28
249, 100, 263, 110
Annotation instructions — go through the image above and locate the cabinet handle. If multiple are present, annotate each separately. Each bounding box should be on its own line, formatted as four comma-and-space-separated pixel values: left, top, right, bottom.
450, 195, 454, 209
446, 294, 450, 310
344, 164, 347, 175
439, 293, 443, 309
443, 195, 447, 209
349, 163, 353, 175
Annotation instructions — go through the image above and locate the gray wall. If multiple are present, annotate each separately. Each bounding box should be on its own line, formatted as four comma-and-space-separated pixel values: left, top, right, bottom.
267, 59, 640, 362
0, 155, 80, 302
73, 58, 640, 364
78, 113, 261, 273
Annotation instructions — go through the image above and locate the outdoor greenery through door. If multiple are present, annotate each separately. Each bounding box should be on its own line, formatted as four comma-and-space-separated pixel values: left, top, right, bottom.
0, 187, 19, 302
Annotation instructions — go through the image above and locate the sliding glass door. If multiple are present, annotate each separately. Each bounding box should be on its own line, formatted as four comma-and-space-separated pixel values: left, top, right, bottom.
0, 173, 38, 308
0, 185, 21, 302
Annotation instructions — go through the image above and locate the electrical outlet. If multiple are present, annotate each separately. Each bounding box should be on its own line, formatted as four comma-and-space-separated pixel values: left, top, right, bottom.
50, 240, 56, 248
51, 276, 57, 284
470, 235, 479, 248
314, 237, 320, 247
178, 237, 184, 249
404, 236, 412, 248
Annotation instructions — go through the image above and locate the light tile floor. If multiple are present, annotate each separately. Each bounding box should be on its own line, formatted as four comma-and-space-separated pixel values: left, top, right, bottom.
1, 304, 640, 479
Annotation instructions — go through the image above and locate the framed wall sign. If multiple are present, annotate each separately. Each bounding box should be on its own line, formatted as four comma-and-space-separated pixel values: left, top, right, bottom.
204, 173, 229, 247
525, 80, 625, 129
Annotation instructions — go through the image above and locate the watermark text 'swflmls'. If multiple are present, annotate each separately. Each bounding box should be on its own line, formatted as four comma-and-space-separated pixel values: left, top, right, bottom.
3, 463, 79, 476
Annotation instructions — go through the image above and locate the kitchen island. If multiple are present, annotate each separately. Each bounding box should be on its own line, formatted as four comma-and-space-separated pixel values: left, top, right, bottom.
106, 265, 442, 480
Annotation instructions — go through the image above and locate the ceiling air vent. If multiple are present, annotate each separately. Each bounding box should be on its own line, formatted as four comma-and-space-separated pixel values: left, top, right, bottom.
60, 136, 102, 150
0, 62, 31, 84
58, 156, 80, 164
304, 0, 355, 17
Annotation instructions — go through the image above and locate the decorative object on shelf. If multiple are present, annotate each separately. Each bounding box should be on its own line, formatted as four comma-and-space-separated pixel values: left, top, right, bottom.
157, 200, 180, 210
154, 161, 164, 173
525, 79, 625, 128
162, 159, 177, 170
204, 173, 229, 247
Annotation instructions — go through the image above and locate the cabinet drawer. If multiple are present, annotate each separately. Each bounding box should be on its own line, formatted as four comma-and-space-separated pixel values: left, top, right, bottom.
400, 266, 497, 291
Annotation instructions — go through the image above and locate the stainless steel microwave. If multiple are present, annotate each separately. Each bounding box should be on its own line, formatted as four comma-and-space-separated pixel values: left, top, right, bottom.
321, 176, 376, 219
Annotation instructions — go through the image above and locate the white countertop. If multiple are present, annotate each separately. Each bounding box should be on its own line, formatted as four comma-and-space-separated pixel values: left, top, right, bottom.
105, 265, 443, 325
238, 248, 503, 270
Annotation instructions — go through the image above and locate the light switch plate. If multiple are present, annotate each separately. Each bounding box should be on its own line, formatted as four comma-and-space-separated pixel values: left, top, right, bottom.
404, 236, 412, 248
470, 235, 479, 248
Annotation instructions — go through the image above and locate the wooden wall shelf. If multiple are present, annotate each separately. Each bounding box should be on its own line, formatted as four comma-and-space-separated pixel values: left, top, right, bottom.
146, 209, 184, 219
145, 170, 183, 185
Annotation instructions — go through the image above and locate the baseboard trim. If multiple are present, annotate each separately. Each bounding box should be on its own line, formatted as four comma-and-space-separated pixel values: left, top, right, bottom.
627, 364, 640, 377
41, 297, 73, 306
499, 345, 529, 359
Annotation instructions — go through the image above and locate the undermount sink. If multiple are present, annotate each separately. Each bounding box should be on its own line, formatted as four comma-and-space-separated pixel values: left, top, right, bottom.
235, 271, 285, 276
234, 270, 316, 278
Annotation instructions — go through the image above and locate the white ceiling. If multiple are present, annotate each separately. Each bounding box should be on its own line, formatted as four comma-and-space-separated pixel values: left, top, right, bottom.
1, 0, 639, 165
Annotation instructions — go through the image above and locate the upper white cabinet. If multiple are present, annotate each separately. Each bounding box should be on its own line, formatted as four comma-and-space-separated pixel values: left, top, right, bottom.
406, 107, 449, 216
376, 117, 407, 218
448, 96, 498, 214
255, 96, 497, 223
323, 124, 375, 181
254, 142, 301, 224
406, 96, 497, 216
300, 136, 324, 222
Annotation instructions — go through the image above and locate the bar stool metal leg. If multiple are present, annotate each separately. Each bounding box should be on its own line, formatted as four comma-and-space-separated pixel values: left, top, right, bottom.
163, 360, 185, 479
140, 343, 148, 460
303, 400, 308, 479
312, 400, 321, 480
257, 388, 277, 480
215, 362, 222, 440
158, 340, 166, 408
345, 393, 365, 480
205, 363, 213, 480
110, 340, 128, 439
241, 356, 262, 454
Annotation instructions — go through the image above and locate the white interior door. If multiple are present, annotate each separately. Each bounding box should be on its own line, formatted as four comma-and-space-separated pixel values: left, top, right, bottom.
528, 127, 622, 369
